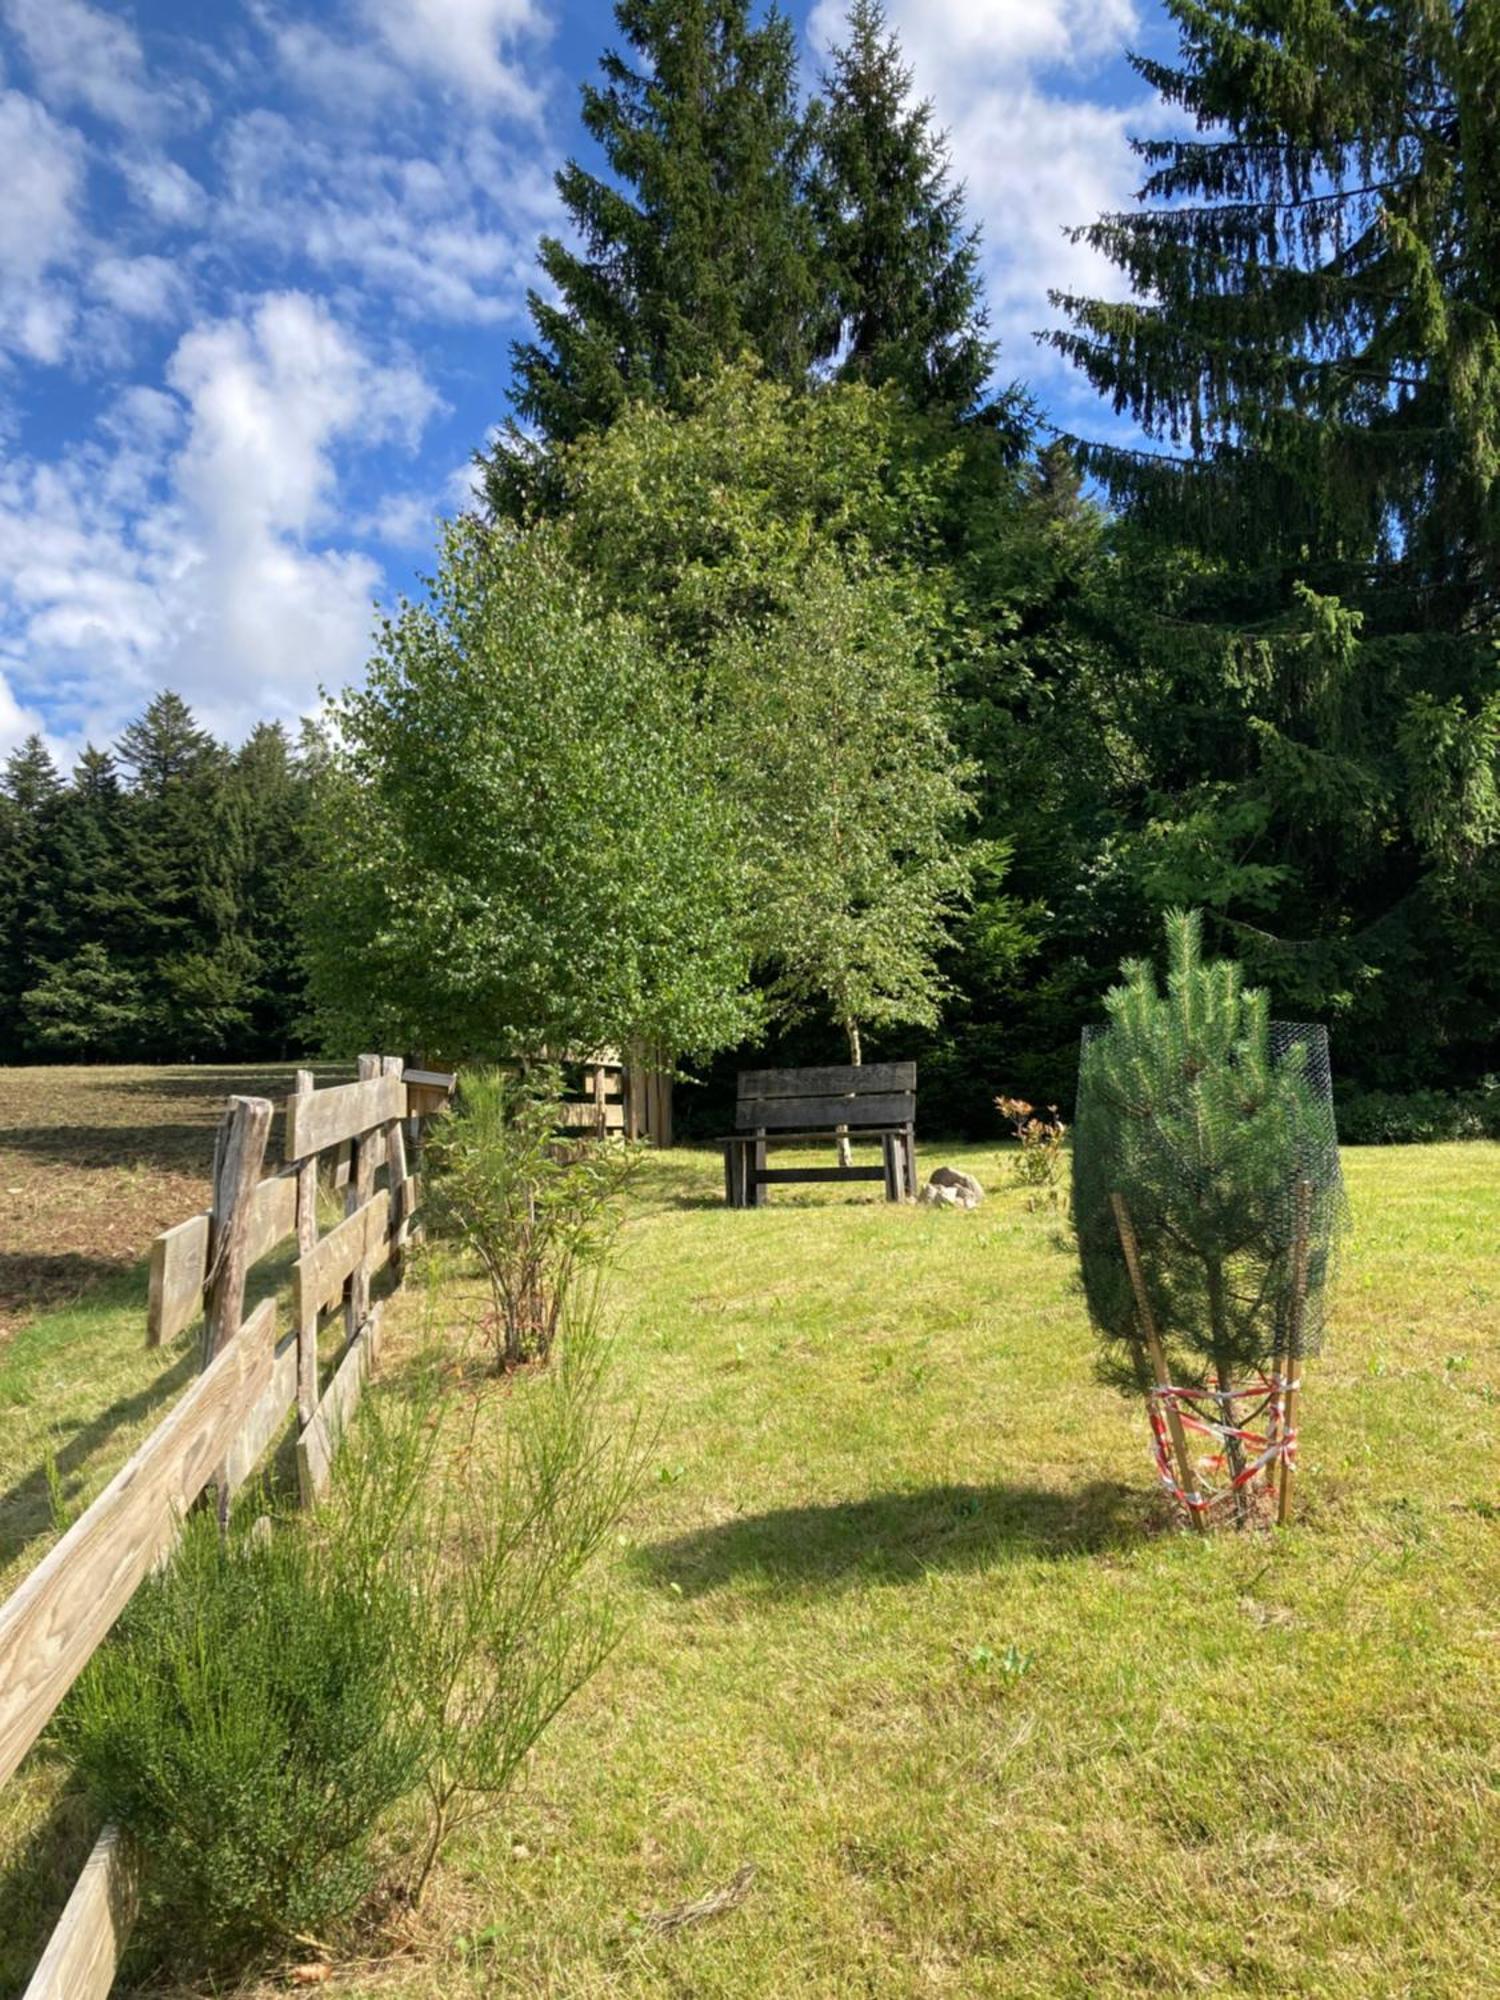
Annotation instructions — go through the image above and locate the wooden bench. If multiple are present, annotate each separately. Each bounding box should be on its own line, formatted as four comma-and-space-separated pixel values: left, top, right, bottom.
722, 1064, 917, 1208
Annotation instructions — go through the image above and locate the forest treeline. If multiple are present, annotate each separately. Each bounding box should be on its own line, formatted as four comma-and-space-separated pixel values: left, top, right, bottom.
5, 0, 1499, 1139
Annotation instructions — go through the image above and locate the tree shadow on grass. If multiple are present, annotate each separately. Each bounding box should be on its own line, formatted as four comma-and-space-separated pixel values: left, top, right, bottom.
637, 1479, 1146, 1598
0, 1779, 97, 1997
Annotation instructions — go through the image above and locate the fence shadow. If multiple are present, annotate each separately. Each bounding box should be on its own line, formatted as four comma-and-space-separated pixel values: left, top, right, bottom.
637, 1479, 1144, 1597
0, 1781, 97, 1998
0, 1343, 200, 1575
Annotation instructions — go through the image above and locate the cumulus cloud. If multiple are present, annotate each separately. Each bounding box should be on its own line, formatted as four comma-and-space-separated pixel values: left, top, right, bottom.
1, 0, 193, 133
362, 0, 552, 115
216, 106, 558, 325
0, 294, 440, 754
0, 87, 87, 363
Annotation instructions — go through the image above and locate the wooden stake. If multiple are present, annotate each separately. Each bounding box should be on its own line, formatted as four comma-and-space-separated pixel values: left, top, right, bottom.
202, 1096, 272, 1368
1278, 1178, 1313, 1526
383, 1055, 410, 1278
1111, 1192, 1207, 1534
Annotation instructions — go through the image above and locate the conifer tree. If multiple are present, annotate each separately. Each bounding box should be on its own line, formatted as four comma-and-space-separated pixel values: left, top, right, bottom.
809, 0, 993, 410
1049, 0, 1500, 1085
487, 0, 819, 516
1073, 910, 1345, 1402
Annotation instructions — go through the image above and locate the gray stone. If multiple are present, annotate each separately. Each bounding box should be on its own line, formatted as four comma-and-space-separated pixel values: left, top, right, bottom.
928, 1165, 984, 1204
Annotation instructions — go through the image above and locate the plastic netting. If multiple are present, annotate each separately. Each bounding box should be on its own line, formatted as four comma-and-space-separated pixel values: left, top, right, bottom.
1074, 1016, 1348, 1389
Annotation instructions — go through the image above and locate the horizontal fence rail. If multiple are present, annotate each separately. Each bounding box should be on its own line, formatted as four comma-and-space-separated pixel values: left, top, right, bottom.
3, 1056, 455, 1999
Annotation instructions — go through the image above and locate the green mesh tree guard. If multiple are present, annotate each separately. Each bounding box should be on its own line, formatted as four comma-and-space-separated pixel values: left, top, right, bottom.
1073, 911, 1348, 1402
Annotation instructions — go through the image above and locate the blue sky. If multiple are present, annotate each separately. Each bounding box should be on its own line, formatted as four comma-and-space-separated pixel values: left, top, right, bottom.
0, 0, 1173, 763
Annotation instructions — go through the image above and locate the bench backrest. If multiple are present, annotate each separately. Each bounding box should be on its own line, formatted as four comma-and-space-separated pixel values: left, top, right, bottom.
735, 1063, 916, 1133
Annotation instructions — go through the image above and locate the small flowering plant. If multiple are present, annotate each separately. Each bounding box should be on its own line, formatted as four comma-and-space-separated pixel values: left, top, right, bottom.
995, 1095, 1067, 1207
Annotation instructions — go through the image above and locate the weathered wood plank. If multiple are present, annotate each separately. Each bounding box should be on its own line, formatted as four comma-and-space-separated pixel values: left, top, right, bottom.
347, 1056, 381, 1339
556, 1100, 627, 1130
735, 1093, 915, 1132
284, 1072, 405, 1162
204, 1097, 273, 1366
296, 1305, 379, 1507
752, 1166, 887, 1184
146, 1210, 211, 1348
0, 1300, 275, 1789
222, 1326, 298, 1496
293, 1195, 387, 1320
145, 1167, 300, 1349
738, 1063, 916, 1099
401, 1067, 456, 1089
21, 1823, 139, 2000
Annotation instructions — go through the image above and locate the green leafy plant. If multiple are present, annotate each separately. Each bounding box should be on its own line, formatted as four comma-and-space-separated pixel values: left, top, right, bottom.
339, 1315, 647, 1906
995, 1094, 1066, 1207
424, 1065, 635, 1367
57, 1506, 426, 1976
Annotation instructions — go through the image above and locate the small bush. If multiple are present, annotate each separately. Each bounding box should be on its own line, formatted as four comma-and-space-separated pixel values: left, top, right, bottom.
995, 1094, 1067, 1207
58, 1507, 426, 1975
1334, 1085, 1500, 1145
335, 1310, 646, 1904
424, 1065, 635, 1366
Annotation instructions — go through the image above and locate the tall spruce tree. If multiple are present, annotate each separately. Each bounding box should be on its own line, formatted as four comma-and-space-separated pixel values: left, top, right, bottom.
486, 0, 820, 516
809, 0, 993, 410
1048, 0, 1500, 1089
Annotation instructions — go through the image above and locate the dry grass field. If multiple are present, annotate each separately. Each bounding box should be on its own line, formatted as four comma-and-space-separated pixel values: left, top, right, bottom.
0, 1063, 338, 1339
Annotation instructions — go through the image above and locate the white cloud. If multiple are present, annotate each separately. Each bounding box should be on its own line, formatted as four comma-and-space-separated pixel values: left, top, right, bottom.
118, 151, 209, 227
216, 106, 558, 325
0, 87, 86, 362
90, 253, 188, 322
0, 293, 441, 753
362, 0, 551, 115
808, 0, 1156, 402
1, 0, 186, 133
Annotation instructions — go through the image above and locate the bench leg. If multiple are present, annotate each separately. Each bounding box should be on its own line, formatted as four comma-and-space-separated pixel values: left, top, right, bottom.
904, 1124, 917, 1201
882, 1132, 900, 1201
722, 1143, 736, 1207
752, 1132, 768, 1207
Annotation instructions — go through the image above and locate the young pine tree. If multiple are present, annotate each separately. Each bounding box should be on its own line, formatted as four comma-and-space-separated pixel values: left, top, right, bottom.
487, 0, 820, 517
1073, 910, 1344, 1401
809, 0, 993, 411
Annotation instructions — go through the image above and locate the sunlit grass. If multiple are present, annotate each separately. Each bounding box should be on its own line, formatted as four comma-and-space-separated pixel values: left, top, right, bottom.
3, 1139, 1498, 1996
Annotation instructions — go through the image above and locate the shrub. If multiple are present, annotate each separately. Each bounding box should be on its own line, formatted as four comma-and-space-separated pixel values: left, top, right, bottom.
1334, 1085, 1500, 1145
995, 1094, 1066, 1206
424, 1065, 636, 1366
58, 1507, 426, 1975
337, 1312, 646, 1904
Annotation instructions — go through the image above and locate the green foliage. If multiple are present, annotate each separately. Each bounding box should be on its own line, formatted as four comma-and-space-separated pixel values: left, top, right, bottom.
58, 1507, 425, 1974
335, 1322, 645, 1906
994, 1094, 1066, 1208
809, 0, 993, 410
0, 701, 319, 1064
489, 0, 819, 513
18, 943, 146, 1058
424, 1066, 636, 1366
303, 521, 754, 1065
710, 555, 978, 1057
1073, 911, 1346, 1391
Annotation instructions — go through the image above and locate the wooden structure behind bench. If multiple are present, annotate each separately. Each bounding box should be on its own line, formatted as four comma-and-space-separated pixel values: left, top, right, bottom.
723, 1064, 917, 1207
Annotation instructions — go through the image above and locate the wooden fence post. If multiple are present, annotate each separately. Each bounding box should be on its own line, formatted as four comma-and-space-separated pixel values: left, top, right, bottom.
202, 1096, 272, 1368
293, 1070, 320, 1425
346, 1054, 380, 1344
383, 1054, 410, 1278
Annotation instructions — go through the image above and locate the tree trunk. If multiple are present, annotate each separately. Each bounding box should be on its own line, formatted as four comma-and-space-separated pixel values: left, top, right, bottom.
837, 1022, 862, 1169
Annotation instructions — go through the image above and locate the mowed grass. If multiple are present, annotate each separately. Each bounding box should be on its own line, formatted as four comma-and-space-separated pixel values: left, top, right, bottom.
2, 1134, 1497, 1997
358, 1141, 1499, 2000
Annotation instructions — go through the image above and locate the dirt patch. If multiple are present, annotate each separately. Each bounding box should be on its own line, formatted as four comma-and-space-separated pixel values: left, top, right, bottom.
0, 1064, 344, 1339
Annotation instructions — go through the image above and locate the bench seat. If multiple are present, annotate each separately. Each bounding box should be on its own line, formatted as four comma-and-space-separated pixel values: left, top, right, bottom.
722, 1065, 917, 1207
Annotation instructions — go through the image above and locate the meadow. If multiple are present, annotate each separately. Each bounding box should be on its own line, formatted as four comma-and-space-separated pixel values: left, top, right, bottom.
0, 1072, 1496, 1996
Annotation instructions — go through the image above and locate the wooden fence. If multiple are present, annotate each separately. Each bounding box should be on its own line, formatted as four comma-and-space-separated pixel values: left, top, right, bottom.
0, 1056, 453, 2000
557, 1052, 674, 1145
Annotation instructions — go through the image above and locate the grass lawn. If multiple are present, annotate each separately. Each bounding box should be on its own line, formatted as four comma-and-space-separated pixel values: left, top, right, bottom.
2, 1134, 1498, 1996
